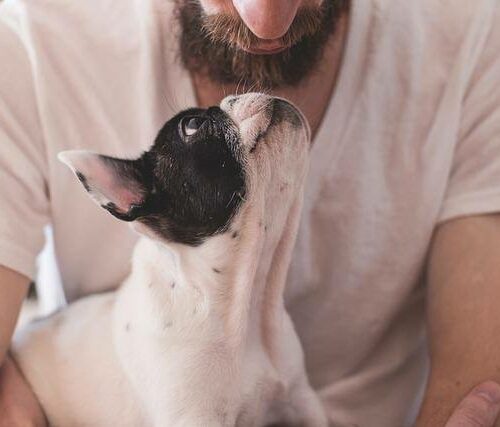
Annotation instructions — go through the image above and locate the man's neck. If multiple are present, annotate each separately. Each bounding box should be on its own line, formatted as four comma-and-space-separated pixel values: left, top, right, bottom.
191, 9, 350, 139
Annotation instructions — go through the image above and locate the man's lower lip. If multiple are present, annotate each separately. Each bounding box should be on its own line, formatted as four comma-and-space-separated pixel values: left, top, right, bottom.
242, 45, 288, 55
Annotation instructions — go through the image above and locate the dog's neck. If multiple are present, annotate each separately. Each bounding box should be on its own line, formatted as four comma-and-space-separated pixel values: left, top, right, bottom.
124, 189, 304, 360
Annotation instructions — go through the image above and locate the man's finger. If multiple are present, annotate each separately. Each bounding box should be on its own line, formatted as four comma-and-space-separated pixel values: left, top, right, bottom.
445, 381, 500, 427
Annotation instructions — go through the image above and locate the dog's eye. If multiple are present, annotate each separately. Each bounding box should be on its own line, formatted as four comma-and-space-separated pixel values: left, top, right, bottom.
180, 116, 207, 137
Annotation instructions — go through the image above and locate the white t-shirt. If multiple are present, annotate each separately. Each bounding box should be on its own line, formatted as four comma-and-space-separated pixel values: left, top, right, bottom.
1, 0, 500, 425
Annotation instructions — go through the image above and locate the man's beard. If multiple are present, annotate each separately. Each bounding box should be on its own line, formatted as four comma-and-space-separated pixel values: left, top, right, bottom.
176, 0, 349, 90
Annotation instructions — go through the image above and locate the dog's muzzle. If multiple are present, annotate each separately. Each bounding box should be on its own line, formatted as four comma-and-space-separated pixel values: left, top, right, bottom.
220, 93, 311, 147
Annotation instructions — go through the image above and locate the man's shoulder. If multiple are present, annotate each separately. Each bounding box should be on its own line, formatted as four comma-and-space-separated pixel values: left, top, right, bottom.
370, 0, 498, 56
0, 0, 169, 53
0, 0, 145, 20
375, 0, 495, 29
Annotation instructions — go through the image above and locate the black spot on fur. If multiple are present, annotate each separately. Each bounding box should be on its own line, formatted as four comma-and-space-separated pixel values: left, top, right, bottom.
163, 321, 173, 329
213, 268, 221, 274
171, 282, 176, 289
232, 231, 238, 239
76, 171, 91, 192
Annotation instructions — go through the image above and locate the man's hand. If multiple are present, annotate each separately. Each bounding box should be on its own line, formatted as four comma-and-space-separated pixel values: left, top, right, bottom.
445, 381, 500, 427
0, 356, 47, 427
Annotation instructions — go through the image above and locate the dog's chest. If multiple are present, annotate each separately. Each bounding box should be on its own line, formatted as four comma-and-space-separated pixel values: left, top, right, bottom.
113, 330, 275, 424
112, 286, 285, 423
114, 330, 285, 426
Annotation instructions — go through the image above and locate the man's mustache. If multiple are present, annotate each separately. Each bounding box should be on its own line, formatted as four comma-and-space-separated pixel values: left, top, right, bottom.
201, 4, 327, 51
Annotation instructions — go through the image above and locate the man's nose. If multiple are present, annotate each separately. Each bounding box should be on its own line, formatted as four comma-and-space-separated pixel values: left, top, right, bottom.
232, 0, 302, 39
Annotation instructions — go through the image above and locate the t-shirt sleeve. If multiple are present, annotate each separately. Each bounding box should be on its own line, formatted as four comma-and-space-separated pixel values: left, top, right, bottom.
438, 4, 500, 223
0, 7, 49, 280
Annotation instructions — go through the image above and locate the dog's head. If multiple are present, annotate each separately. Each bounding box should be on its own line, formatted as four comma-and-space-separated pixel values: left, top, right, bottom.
59, 93, 310, 246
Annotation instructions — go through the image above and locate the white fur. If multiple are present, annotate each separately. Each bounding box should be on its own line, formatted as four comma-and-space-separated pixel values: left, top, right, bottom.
12, 94, 326, 426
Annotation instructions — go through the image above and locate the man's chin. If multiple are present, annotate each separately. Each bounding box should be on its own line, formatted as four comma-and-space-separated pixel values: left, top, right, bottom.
177, 0, 349, 89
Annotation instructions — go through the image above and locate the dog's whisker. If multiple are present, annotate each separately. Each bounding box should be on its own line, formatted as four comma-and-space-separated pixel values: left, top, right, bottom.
225, 191, 237, 208
235, 77, 241, 96
236, 192, 247, 203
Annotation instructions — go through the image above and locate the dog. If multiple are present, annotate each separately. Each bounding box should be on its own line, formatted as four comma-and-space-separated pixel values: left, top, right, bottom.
12, 93, 327, 426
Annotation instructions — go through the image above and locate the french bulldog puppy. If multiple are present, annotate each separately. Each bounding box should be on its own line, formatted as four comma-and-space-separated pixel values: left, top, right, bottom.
12, 93, 327, 427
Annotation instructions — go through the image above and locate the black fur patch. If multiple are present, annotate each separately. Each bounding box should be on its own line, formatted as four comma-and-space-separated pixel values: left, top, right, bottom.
98, 106, 246, 246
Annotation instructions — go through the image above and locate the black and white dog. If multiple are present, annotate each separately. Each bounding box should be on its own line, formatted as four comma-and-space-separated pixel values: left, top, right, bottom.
12, 93, 327, 426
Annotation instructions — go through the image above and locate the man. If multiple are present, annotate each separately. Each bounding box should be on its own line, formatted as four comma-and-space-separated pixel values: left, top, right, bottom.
1, 0, 500, 425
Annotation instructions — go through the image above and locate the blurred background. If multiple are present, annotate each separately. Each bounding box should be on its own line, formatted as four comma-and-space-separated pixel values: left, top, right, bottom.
16, 227, 66, 329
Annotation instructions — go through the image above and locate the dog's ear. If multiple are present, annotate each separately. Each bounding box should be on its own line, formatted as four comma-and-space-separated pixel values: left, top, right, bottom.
58, 150, 147, 221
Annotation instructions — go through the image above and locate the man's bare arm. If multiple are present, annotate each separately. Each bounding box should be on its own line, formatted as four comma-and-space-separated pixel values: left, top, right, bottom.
0, 265, 29, 362
0, 265, 46, 427
415, 215, 500, 426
